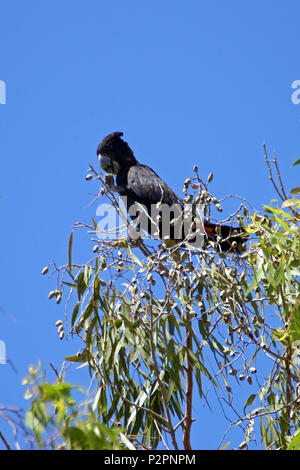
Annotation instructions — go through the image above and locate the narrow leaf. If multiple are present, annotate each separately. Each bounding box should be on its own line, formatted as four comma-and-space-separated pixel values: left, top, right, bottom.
281, 198, 300, 209
291, 157, 300, 167
68, 232, 73, 272
290, 186, 300, 195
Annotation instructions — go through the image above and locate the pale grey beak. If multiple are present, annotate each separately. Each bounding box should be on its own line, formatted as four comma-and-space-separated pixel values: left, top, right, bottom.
98, 154, 120, 175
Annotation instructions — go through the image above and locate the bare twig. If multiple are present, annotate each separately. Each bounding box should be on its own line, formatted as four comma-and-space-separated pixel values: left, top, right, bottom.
263, 143, 285, 201
0, 430, 10, 450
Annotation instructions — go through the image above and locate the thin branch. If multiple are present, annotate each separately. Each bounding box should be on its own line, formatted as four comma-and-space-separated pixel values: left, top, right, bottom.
273, 150, 288, 200
263, 143, 285, 201
0, 431, 11, 450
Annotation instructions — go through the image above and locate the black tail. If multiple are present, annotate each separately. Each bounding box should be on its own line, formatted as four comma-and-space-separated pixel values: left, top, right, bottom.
204, 222, 247, 252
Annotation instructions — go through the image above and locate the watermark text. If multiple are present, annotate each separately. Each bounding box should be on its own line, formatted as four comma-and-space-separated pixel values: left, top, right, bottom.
0, 80, 6, 104
0, 340, 6, 364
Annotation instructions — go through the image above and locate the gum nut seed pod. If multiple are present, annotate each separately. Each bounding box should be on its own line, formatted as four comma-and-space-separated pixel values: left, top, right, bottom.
56, 294, 62, 304
193, 165, 198, 172
41, 266, 49, 275
93, 245, 99, 253
216, 204, 223, 212
207, 172, 214, 183
48, 290, 56, 300
55, 320, 63, 327
58, 324, 64, 333
59, 331, 64, 340
85, 174, 93, 181
249, 367, 257, 374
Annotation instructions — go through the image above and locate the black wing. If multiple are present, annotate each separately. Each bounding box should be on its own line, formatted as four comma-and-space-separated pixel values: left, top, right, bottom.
126, 164, 183, 207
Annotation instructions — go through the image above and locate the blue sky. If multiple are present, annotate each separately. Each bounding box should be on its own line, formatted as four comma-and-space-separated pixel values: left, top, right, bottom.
0, 0, 299, 449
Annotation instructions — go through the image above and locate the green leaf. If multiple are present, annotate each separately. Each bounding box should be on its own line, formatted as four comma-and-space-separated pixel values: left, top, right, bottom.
62, 281, 77, 288
264, 205, 293, 219
272, 328, 290, 345
219, 441, 231, 450
274, 265, 284, 287
68, 232, 73, 273
76, 272, 86, 300
288, 428, 300, 450
291, 157, 300, 167
41, 382, 72, 396
274, 215, 293, 233
71, 301, 80, 328
244, 277, 258, 297
65, 352, 88, 363
124, 246, 143, 267
244, 394, 256, 413
92, 217, 98, 229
